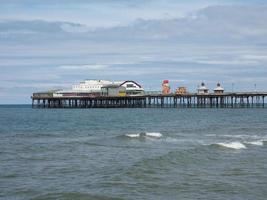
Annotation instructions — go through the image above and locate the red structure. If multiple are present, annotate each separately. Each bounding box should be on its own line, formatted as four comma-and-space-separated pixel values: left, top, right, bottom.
162, 80, 170, 94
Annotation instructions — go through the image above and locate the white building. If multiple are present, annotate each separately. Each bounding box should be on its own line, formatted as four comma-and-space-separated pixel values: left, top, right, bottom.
53, 80, 144, 97
72, 80, 112, 92
117, 80, 144, 95
214, 83, 224, 94
197, 82, 209, 94
101, 84, 126, 96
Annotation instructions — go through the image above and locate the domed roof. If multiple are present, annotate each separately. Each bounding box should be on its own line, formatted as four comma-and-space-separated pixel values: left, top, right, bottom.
198, 82, 208, 90
214, 83, 224, 91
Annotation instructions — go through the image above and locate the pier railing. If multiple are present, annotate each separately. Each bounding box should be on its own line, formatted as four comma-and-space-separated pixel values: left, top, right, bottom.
32, 92, 267, 108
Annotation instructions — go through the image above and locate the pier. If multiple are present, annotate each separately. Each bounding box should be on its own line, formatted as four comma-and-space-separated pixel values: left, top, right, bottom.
32, 92, 267, 108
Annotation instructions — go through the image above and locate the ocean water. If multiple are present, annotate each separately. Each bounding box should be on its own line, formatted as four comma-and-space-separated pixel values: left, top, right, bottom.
1, 106, 267, 200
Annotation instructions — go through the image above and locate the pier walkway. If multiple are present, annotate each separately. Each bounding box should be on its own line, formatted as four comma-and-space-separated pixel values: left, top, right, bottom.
32, 92, 267, 108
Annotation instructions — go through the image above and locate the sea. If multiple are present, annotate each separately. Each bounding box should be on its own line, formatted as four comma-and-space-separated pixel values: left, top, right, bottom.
0, 105, 267, 200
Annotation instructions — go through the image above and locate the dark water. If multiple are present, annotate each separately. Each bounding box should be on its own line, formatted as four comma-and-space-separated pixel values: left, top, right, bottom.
1, 106, 267, 200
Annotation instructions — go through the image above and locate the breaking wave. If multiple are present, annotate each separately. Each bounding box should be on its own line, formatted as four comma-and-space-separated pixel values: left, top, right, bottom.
125, 133, 140, 138
125, 132, 162, 139
206, 134, 267, 149
216, 142, 247, 149
215, 139, 266, 149
245, 140, 264, 146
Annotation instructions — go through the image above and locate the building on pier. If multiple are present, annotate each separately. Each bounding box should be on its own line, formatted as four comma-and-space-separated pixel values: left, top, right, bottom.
162, 80, 171, 94
53, 90, 100, 97
197, 82, 209, 94
36, 80, 144, 98
118, 80, 144, 96
72, 79, 144, 96
32, 90, 56, 98
101, 84, 126, 96
72, 80, 112, 93
176, 87, 187, 95
214, 83, 224, 94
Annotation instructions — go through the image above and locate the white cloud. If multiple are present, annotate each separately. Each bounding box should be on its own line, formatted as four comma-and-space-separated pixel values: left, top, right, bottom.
241, 55, 267, 61
58, 64, 108, 70
195, 59, 259, 65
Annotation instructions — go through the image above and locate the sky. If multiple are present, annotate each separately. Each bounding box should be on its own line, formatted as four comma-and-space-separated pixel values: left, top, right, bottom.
1, 0, 267, 104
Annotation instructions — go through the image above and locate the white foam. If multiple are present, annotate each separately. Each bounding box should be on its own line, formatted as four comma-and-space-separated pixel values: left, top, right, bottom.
125, 132, 162, 139
145, 132, 162, 138
125, 133, 140, 138
217, 142, 246, 149
245, 141, 264, 146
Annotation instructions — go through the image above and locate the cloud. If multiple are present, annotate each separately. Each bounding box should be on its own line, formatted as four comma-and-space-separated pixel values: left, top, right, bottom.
0, 20, 100, 44
194, 59, 259, 65
1, 5, 267, 45
60, 23, 92, 33
0, 0, 217, 27
58, 64, 108, 70
1, 4, 267, 103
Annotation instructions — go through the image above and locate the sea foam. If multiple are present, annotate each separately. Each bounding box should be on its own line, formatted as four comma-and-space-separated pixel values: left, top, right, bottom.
217, 142, 246, 149
125, 132, 162, 138
145, 132, 162, 138
125, 133, 141, 138
245, 141, 264, 146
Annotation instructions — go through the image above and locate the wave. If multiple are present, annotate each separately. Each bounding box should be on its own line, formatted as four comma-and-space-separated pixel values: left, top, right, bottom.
145, 132, 162, 138
206, 134, 267, 149
216, 142, 247, 149
32, 192, 122, 200
125, 132, 162, 139
221, 134, 251, 138
245, 140, 264, 146
207, 134, 264, 139
125, 133, 140, 138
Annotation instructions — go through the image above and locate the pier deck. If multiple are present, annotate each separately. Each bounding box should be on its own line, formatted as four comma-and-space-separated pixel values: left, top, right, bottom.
32, 92, 267, 108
